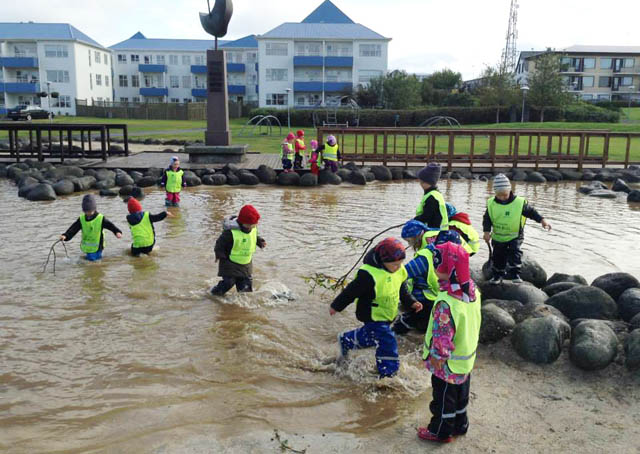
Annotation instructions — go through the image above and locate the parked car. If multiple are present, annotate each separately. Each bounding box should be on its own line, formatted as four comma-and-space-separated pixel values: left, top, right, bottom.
7, 105, 54, 121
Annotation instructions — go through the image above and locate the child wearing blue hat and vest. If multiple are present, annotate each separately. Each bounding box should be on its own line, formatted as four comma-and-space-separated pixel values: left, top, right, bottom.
418, 241, 481, 443
126, 197, 173, 257
60, 194, 123, 261
415, 163, 449, 230
211, 205, 267, 295
161, 156, 186, 207
330, 238, 422, 378
483, 174, 551, 284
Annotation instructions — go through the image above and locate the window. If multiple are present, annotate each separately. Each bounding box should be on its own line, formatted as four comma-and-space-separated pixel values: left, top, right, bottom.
194, 76, 205, 88
295, 42, 321, 56
621, 76, 633, 86
624, 58, 635, 68
326, 42, 352, 57
156, 55, 165, 64
46, 70, 70, 83
53, 95, 71, 108
88, 49, 92, 67
169, 55, 178, 65
246, 52, 257, 63
600, 58, 612, 69
598, 94, 611, 100
144, 75, 153, 87
326, 69, 351, 82
266, 93, 287, 105
131, 54, 140, 63
598, 76, 611, 88
182, 75, 191, 88
183, 98, 191, 103
144, 55, 152, 64
44, 45, 68, 58
119, 75, 128, 87
95, 74, 102, 86
105, 75, 109, 87
170, 97, 180, 103
132, 96, 140, 103
266, 42, 288, 56
266, 68, 288, 81
359, 44, 381, 57
358, 70, 383, 83
104, 53, 108, 63
248, 74, 257, 84
581, 94, 594, 101
170, 75, 180, 88
195, 55, 205, 65
89, 73, 93, 89
582, 76, 594, 87
182, 55, 191, 65
584, 58, 596, 69
118, 54, 127, 63
95, 51, 101, 63
120, 97, 129, 102
131, 75, 139, 87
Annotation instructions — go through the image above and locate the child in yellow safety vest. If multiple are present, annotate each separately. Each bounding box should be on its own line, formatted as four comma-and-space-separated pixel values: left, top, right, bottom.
294, 130, 306, 170
60, 194, 123, 261
483, 174, 551, 285
281, 133, 295, 173
161, 156, 186, 207
316, 135, 340, 173
418, 241, 481, 444
211, 205, 267, 296
126, 197, 173, 257
415, 163, 449, 230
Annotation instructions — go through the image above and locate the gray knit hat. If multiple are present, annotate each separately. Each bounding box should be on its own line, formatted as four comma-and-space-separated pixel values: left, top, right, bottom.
82, 194, 97, 212
418, 163, 442, 185
493, 174, 512, 193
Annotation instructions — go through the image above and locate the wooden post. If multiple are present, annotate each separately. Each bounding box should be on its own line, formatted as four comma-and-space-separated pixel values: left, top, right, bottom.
624, 135, 631, 169
405, 133, 409, 168
67, 129, 73, 159
29, 129, 33, 158
513, 133, 520, 168
447, 132, 454, 172
508, 135, 513, 156
527, 135, 533, 156
9, 127, 15, 159
586, 136, 590, 156
373, 133, 378, 159
100, 126, 107, 162
36, 128, 43, 162
578, 133, 585, 171
88, 130, 92, 154
80, 129, 85, 155
557, 134, 562, 169
59, 129, 64, 163
361, 134, 365, 166
382, 132, 388, 166
469, 133, 475, 170
603, 133, 610, 168
317, 128, 324, 149
490, 133, 496, 171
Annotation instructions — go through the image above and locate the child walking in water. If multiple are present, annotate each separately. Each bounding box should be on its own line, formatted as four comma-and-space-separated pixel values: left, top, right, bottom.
60, 194, 122, 261
126, 197, 173, 257
419, 241, 481, 443
330, 238, 422, 379
309, 139, 320, 176
211, 205, 267, 295
281, 133, 295, 173
294, 129, 306, 170
415, 163, 449, 230
161, 156, 186, 207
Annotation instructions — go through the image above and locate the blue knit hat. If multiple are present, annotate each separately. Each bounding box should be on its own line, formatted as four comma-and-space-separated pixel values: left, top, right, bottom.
446, 203, 458, 218
401, 220, 429, 239
435, 230, 461, 246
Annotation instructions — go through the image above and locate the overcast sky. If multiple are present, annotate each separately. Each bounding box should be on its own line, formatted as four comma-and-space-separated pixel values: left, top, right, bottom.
3, 0, 640, 79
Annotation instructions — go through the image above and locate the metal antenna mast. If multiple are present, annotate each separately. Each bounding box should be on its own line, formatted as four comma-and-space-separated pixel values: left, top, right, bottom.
501, 0, 519, 73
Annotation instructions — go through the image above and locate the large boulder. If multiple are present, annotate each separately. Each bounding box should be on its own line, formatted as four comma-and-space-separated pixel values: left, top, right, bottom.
95, 179, 116, 190
478, 282, 548, 306
511, 316, 571, 364
546, 286, 618, 320
256, 165, 277, 184
480, 304, 516, 343
336, 169, 352, 181
545, 273, 588, 287
628, 190, 640, 203
59, 166, 84, 178
95, 169, 116, 182
203, 173, 227, 185
370, 165, 393, 181
73, 176, 96, 192
349, 171, 367, 185
183, 171, 201, 187
318, 170, 342, 185
525, 171, 547, 183
482, 299, 523, 319
559, 169, 583, 181
129, 171, 144, 183
226, 173, 240, 185
591, 272, 640, 301
540, 169, 563, 182
145, 167, 163, 179
611, 178, 631, 193
52, 180, 75, 196
18, 175, 39, 188
588, 189, 618, 199
625, 329, 640, 370
569, 320, 618, 371
299, 173, 318, 187
130, 186, 145, 200
364, 171, 375, 182
6, 165, 24, 180
26, 183, 57, 201
481, 255, 547, 288
515, 304, 567, 324
617, 288, 640, 322
543, 282, 584, 297
511, 169, 527, 181
390, 167, 405, 180
136, 176, 158, 188
403, 169, 417, 180
578, 181, 607, 194
277, 171, 300, 186
99, 189, 118, 197
18, 183, 39, 198
116, 173, 134, 186
631, 313, 640, 331
119, 185, 133, 196
238, 171, 260, 186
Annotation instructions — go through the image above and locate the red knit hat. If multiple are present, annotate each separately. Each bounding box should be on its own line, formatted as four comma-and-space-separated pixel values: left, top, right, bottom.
296, 129, 304, 137
237, 204, 260, 225
286, 132, 295, 141
375, 237, 406, 263
128, 197, 142, 214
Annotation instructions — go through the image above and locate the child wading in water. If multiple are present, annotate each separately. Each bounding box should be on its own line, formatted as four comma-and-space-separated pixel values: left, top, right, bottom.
211, 205, 267, 295
126, 197, 173, 257
161, 156, 186, 207
419, 241, 481, 443
483, 174, 551, 284
281, 133, 295, 173
60, 194, 122, 261
294, 129, 306, 170
330, 238, 422, 378
415, 163, 449, 230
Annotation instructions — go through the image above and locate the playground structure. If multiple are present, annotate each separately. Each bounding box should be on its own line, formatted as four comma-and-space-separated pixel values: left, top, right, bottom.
237, 115, 283, 138
312, 96, 361, 128
419, 116, 462, 128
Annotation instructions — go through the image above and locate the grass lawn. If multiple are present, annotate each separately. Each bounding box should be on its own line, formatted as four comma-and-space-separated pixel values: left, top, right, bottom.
3, 110, 640, 162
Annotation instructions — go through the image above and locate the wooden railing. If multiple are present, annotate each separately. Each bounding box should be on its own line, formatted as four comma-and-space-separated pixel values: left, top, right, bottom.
317, 127, 640, 170
0, 123, 129, 163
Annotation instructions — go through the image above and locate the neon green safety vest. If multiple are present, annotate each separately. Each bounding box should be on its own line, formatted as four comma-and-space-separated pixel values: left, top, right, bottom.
281, 142, 293, 159
166, 169, 184, 193
79, 213, 104, 254
357, 264, 408, 322
295, 138, 305, 151
487, 196, 527, 243
449, 220, 480, 255
424, 289, 482, 375
416, 190, 449, 230
229, 228, 258, 265
129, 211, 155, 249
323, 143, 339, 161
406, 246, 440, 302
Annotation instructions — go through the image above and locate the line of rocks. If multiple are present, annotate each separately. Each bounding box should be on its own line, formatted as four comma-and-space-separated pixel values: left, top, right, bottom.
472, 258, 640, 371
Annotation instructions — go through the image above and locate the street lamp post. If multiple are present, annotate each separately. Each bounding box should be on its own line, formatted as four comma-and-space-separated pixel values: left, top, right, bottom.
46, 82, 52, 123
285, 88, 292, 129
520, 85, 529, 123
629, 85, 635, 110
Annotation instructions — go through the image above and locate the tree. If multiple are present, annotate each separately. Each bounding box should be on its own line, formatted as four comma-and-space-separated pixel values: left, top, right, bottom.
420, 69, 463, 106
476, 65, 520, 123
527, 51, 572, 122
381, 70, 421, 109
355, 77, 383, 108
427, 69, 463, 90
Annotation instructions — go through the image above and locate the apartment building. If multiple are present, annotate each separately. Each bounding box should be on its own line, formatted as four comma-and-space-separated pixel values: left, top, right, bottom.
516, 46, 640, 102
0, 22, 113, 116
256, 0, 390, 108
109, 32, 258, 104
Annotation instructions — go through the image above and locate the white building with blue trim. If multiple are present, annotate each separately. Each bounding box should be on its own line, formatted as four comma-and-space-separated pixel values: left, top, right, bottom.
257, 0, 390, 108
0, 22, 113, 116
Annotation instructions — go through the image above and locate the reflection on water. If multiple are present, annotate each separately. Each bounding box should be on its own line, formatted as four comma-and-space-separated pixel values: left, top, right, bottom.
0, 178, 639, 453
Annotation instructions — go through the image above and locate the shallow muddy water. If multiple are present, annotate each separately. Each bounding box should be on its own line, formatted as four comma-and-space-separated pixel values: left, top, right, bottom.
1, 178, 639, 453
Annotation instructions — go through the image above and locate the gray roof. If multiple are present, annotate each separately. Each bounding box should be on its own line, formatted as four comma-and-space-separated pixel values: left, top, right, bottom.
258, 22, 388, 40
0, 22, 105, 48
562, 45, 640, 54
110, 32, 228, 51
518, 50, 545, 61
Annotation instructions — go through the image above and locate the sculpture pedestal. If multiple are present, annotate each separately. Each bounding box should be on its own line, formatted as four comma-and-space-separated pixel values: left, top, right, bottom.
206, 49, 231, 146
186, 144, 248, 164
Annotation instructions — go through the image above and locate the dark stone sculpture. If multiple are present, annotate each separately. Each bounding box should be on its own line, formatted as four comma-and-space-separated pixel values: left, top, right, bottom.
200, 0, 233, 49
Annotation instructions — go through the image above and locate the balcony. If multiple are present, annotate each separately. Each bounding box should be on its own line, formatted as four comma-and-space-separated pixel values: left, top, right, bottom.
138, 64, 167, 73
294, 56, 323, 67
0, 107, 7, 116
324, 82, 353, 92
4, 82, 40, 93
227, 63, 245, 73
140, 87, 168, 96
324, 56, 353, 68
294, 82, 323, 92
191, 65, 207, 74
228, 85, 246, 95
192, 88, 207, 98
0, 57, 39, 68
